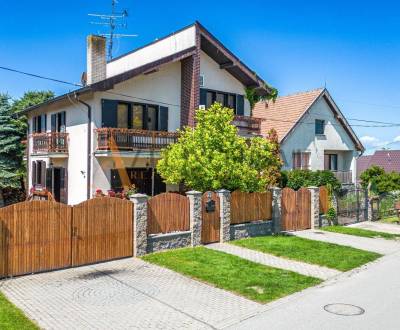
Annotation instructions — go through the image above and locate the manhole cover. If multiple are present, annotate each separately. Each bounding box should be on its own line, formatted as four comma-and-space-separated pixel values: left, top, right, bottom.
324, 303, 365, 316
314, 231, 325, 235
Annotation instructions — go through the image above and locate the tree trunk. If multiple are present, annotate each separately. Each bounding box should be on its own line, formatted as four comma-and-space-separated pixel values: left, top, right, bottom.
0, 189, 4, 208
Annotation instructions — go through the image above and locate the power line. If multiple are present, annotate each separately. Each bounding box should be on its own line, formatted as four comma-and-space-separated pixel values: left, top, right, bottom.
1, 64, 399, 127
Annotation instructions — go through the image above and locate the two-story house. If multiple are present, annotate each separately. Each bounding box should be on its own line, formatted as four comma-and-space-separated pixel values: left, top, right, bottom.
253, 88, 365, 184
22, 22, 272, 205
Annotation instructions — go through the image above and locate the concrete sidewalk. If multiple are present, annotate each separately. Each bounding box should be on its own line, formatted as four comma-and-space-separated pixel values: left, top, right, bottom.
206, 243, 341, 280
228, 249, 400, 330
292, 229, 400, 255
349, 221, 400, 235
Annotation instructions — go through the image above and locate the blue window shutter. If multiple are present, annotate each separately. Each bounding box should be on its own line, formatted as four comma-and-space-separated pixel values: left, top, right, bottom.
236, 95, 244, 115
200, 89, 207, 107
101, 99, 118, 127
158, 106, 169, 131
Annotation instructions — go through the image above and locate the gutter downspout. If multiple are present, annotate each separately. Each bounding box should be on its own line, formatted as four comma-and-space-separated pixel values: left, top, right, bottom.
75, 93, 92, 200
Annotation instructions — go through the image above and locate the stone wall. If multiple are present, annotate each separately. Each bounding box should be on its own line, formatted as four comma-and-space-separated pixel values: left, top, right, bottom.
230, 220, 273, 240
147, 231, 191, 253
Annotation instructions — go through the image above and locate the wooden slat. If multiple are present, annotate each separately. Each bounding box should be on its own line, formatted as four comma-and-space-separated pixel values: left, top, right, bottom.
71, 197, 133, 267
230, 191, 272, 224
297, 188, 311, 230
201, 192, 220, 244
0, 201, 72, 278
319, 186, 329, 214
281, 188, 297, 231
147, 193, 190, 234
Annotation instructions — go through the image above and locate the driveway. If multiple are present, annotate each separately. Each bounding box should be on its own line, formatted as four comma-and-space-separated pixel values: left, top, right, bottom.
292, 229, 400, 255
0, 258, 262, 329
349, 221, 400, 235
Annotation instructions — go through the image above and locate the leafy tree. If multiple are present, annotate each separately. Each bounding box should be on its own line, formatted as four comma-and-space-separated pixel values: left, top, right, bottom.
360, 165, 385, 190
0, 94, 25, 190
157, 103, 282, 192
375, 171, 400, 194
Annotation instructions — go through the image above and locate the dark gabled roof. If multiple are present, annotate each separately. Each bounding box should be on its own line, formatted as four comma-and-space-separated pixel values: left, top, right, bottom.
253, 88, 365, 152
357, 150, 400, 177
20, 21, 271, 115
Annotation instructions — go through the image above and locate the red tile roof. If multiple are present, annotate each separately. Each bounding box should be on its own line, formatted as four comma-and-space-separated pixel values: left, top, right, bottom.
253, 88, 324, 142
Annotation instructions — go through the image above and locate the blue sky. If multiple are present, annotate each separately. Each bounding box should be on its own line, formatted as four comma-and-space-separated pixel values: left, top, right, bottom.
1, 0, 399, 154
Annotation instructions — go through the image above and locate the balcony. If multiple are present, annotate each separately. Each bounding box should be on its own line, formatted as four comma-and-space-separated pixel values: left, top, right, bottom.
232, 115, 263, 136
332, 170, 353, 184
32, 132, 69, 154
95, 128, 179, 151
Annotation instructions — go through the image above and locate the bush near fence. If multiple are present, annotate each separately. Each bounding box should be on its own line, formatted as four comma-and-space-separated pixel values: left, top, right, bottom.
147, 192, 190, 234
230, 190, 272, 224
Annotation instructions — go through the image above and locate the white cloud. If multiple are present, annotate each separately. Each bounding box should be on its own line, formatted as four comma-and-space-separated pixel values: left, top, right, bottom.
360, 135, 380, 147
393, 136, 400, 143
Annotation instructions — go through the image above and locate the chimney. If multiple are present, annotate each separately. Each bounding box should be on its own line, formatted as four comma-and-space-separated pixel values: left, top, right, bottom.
87, 35, 106, 85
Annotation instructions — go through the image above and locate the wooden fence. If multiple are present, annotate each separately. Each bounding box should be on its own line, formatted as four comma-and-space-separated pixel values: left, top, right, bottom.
147, 193, 190, 234
230, 191, 272, 224
0, 198, 133, 278
281, 187, 311, 231
319, 186, 329, 214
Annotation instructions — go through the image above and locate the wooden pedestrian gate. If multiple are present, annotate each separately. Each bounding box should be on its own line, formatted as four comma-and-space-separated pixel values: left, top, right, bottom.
281, 188, 311, 231
201, 192, 220, 244
0, 198, 133, 278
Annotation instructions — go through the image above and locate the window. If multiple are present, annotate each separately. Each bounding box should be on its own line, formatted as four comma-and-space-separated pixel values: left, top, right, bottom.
51, 111, 66, 132
315, 119, 325, 135
292, 152, 310, 170
101, 99, 168, 132
32, 160, 46, 187
32, 114, 47, 133
200, 88, 243, 115
324, 154, 338, 171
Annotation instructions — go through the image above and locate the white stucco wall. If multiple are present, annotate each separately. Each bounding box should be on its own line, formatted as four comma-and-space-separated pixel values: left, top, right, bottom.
200, 51, 250, 116
281, 97, 359, 181
107, 25, 196, 78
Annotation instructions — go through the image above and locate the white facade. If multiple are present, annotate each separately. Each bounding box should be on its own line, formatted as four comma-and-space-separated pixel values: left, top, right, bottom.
281, 97, 360, 183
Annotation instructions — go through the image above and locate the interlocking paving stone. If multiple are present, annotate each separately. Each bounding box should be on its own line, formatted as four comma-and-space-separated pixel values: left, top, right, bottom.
0, 258, 262, 330
206, 243, 340, 280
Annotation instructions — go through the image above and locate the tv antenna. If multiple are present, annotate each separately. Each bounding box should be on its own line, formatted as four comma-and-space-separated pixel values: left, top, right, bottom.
89, 0, 138, 60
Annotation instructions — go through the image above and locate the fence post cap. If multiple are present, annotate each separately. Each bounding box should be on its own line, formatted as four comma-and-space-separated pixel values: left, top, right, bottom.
185, 190, 202, 196
307, 186, 319, 190
129, 193, 148, 202
216, 189, 230, 194
271, 187, 282, 191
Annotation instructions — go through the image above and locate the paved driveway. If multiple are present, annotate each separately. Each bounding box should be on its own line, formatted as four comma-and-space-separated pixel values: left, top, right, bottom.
349, 221, 400, 235
0, 258, 262, 329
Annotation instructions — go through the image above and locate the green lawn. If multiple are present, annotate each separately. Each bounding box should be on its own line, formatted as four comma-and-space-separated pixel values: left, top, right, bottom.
322, 225, 400, 240
143, 247, 321, 303
379, 216, 400, 224
0, 292, 38, 330
231, 235, 381, 271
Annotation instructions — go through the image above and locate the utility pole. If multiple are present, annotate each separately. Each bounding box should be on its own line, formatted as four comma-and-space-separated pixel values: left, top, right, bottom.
89, 0, 137, 60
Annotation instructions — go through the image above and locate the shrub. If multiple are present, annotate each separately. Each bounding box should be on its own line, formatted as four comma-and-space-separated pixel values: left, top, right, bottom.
282, 169, 341, 192
326, 207, 337, 225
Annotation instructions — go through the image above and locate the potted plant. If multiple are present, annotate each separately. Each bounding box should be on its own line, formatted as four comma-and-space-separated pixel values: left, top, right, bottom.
124, 184, 137, 199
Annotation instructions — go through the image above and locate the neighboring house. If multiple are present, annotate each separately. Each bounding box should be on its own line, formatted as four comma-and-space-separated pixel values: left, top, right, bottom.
21, 22, 272, 205
357, 150, 400, 181
253, 88, 364, 184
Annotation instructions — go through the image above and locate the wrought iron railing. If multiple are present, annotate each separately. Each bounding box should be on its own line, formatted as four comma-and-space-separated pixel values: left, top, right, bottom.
332, 170, 353, 184
232, 115, 263, 134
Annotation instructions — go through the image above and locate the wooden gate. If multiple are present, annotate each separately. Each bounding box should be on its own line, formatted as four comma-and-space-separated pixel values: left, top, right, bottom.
0, 201, 72, 277
201, 192, 220, 244
281, 187, 311, 231
147, 193, 190, 234
71, 197, 133, 267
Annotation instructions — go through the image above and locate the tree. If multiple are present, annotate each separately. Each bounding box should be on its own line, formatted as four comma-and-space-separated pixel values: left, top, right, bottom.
0, 94, 25, 190
157, 103, 282, 192
360, 165, 385, 190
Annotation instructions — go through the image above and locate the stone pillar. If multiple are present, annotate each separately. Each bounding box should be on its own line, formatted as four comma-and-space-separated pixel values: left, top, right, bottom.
186, 191, 202, 246
130, 194, 148, 257
308, 187, 320, 229
271, 187, 282, 233
217, 189, 231, 242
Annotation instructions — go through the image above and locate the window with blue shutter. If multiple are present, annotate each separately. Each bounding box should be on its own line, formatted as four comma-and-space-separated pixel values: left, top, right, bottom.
236, 95, 244, 115
158, 106, 169, 131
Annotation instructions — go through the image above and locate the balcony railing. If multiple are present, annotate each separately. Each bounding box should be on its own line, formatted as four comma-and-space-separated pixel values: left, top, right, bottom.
95, 128, 179, 151
232, 115, 263, 134
332, 170, 353, 184
32, 132, 69, 154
